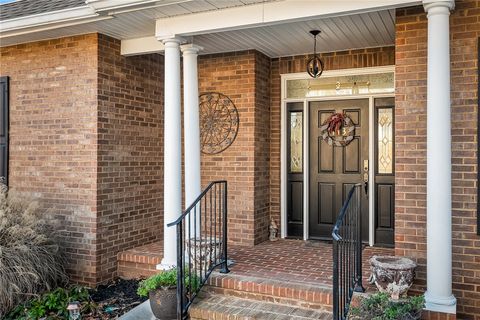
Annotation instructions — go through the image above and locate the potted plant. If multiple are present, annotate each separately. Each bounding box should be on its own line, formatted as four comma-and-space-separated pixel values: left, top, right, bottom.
137, 268, 200, 320
349, 292, 425, 320
137, 269, 178, 320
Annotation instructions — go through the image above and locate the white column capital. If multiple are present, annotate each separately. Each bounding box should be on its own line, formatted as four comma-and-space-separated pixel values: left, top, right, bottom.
181, 43, 203, 55
158, 36, 185, 46
423, 0, 455, 14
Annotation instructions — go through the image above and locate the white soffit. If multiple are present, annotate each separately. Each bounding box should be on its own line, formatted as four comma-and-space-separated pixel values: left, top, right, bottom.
155, 0, 420, 37
0, 0, 274, 46
1, 0, 417, 56
192, 9, 396, 58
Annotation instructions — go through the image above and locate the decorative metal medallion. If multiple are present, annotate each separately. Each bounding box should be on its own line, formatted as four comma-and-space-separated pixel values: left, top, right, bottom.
320, 112, 355, 147
199, 92, 239, 154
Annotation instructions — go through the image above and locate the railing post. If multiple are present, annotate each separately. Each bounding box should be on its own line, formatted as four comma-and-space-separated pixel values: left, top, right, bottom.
354, 185, 365, 293
332, 239, 339, 320
176, 223, 184, 320
220, 182, 230, 274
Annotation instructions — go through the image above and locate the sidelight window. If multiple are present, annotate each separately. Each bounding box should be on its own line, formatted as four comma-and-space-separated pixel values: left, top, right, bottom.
289, 111, 303, 173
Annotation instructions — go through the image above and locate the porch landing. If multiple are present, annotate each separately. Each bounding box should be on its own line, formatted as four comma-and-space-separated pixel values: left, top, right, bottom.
117, 239, 393, 284
117, 239, 393, 319
216, 239, 393, 286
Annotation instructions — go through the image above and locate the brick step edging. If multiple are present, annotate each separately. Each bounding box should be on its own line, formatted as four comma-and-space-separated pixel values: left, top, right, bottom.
116, 247, 162, 280
207, 272, 333, 310
117, 260, 158, 280
190, 292, 332, 320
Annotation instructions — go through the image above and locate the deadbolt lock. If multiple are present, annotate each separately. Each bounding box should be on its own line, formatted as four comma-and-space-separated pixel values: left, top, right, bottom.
363, 160, 369, 183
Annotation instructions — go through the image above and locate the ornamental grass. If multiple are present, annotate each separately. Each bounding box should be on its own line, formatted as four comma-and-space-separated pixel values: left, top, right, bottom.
0, 184, 67, 317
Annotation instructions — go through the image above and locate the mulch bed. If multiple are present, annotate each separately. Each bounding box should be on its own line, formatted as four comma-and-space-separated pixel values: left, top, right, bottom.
87, 278, 147, 319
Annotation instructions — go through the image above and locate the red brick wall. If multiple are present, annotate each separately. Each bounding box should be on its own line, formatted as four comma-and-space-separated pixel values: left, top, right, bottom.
269, 47, 396, 228
198, 50, 271, 245
0, 34, 99, 284
254, 52, 271, 244
0, 34, 165, 284
395, 2, 479, 318
96, 35, 164, 283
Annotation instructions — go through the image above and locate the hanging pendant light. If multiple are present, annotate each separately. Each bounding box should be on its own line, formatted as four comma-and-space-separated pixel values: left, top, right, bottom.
307, 30, 325, 78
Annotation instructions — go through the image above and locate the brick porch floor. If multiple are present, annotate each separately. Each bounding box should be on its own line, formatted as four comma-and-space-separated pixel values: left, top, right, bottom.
117, 238, 393, 286
226, 239, 393, 287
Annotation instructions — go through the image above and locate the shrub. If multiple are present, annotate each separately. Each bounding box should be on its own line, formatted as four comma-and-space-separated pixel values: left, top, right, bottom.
4, 286, 94, 320
0, 185, 67, 317
137, 269, 200, 297
350, 292, 425, 320
137, 269, 177, 297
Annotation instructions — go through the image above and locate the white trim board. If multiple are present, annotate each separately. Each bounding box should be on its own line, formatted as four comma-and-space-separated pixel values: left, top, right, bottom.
155, 0, 420, 38
280, 66, 395, 246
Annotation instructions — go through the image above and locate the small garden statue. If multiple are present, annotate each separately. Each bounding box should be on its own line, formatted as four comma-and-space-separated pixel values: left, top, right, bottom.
269, 218, 278, 241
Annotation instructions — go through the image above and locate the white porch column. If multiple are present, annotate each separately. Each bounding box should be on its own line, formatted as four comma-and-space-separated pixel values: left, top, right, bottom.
423, 0, 456, 314
159, 37, 182, 269
181, 44, 202, 233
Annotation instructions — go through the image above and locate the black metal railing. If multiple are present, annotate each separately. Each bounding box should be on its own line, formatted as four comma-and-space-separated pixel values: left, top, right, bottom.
167, 180, 229, 320
332, 184, 365, 320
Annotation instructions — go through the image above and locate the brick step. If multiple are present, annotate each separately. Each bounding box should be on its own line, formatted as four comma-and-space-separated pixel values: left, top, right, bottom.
117, 242, 163, 279
205, 271, 333, 311
190, 291, 332, 320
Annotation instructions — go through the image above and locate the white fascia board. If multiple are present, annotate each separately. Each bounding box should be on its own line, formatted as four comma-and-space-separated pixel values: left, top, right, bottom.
121, 36, 165, 56
86, 0, 193, 14
0, 6, 99, 33
86, 0, 160, 11
156, 0, 421, 38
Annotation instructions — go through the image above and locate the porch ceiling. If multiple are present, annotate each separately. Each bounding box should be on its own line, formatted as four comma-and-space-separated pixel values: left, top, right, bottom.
1, 0, 399, 56
192, 10, 396, 57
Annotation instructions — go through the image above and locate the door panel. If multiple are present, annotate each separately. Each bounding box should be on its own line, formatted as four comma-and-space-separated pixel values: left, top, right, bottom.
319, 137, 334, 172
309, 99, 369, 240
344, 137, 360, 173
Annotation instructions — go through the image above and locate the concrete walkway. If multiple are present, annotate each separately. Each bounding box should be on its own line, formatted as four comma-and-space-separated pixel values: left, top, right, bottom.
119, 301, 157, 320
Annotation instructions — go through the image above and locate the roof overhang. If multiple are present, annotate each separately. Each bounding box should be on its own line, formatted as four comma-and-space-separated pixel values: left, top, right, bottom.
0, 0, 422, 57
0, 5, 105, 36
156, 0, 421, 39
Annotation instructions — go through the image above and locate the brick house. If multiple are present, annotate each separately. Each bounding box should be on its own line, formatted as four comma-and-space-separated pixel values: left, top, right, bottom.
0, 0, 478, 319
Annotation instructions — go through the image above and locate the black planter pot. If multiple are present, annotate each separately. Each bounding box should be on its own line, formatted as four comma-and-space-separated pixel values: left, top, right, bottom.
149, 287, 177, 320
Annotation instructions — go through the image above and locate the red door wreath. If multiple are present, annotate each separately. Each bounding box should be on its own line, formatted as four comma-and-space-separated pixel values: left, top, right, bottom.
320, 112, 355, 147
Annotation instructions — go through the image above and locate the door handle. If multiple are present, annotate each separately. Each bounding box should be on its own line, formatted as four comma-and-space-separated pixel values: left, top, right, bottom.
363, 160, 369, 196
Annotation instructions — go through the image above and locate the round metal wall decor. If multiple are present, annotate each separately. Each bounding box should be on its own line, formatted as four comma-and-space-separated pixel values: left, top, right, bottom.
199, 92, 239, 154
320, 112, 355, 147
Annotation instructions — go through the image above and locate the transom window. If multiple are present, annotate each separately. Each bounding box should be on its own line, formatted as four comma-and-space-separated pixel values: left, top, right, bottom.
286, 72, 394, 99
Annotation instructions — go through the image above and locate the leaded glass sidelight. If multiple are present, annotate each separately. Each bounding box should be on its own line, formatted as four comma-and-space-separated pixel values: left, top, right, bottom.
289, 111, 303, 173
377, 108, 393, 174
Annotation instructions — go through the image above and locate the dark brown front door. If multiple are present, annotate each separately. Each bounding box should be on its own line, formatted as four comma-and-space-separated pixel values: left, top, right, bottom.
309, 99, 369, 240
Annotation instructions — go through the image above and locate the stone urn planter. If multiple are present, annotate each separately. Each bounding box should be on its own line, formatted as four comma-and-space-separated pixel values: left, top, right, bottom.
149, 287, 177, 320
369, 255, 417, 300
186, 237, 222, 273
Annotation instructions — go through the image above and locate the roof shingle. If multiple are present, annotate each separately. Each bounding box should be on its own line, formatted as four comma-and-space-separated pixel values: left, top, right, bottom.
0, 0, 87, 20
